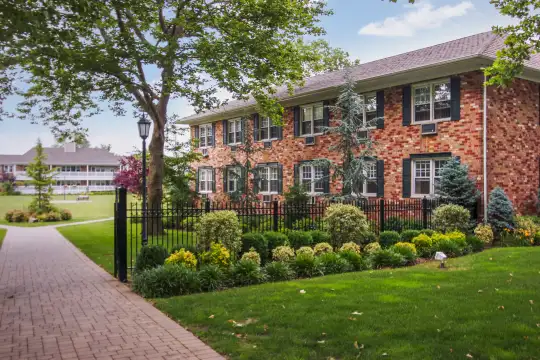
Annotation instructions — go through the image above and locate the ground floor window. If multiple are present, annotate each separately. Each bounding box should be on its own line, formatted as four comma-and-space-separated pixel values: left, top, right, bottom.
226, 167, 241, 193
412, 158, 449, 196
198, 168, 213, 193
258, 166, 279, 194
301, 164, 324, 194
362, 162, 378, 196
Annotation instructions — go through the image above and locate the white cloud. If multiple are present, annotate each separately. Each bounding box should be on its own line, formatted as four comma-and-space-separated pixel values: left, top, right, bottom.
359, 1, 474, 37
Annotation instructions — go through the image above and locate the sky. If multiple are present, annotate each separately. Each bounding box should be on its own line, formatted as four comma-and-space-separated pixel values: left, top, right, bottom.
0, 0, 517, 156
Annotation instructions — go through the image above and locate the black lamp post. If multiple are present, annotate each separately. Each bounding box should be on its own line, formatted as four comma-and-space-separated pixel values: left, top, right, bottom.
137, 115, 151, 246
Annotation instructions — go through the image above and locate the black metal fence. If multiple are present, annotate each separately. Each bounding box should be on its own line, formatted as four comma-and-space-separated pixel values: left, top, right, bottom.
114, 186, 476, 280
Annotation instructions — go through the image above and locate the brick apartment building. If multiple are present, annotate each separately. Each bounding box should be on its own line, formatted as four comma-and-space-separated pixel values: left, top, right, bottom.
178, 32, 540, 215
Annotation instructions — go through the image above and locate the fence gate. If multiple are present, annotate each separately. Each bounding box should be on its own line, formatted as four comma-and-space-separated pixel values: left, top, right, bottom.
114, 186, 128, 282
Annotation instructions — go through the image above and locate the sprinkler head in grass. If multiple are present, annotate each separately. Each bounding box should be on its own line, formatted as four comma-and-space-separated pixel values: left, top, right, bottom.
434, 252, 447, 268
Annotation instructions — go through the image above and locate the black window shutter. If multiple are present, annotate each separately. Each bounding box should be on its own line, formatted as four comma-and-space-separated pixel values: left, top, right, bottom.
222, 120, 228, 145
376, 90, 385, 129
323, 165, 330, 194
293, 164, 300, 185
402, 85, 411, 126
323, 100, 330, 128
293, 106, 300, 137
211, 168, 216, 192
278, 164, 283, 194
402, 158, 411, 198
253, 167, 260, 194
253, 114, 259, 141
194, 126, 200, 149
376, 159, 384, 197
194, 126, 200, 140
223, 167, 228, 193
212, 123, 216, 147
195, 168, 200, 193
450, 76, 461, 120
240, 167, 246, 193
240, 118, 246, 143
277, 121, 283, 140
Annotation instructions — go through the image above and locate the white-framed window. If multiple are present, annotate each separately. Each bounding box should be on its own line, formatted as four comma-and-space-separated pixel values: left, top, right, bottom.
61, 166, 80, 172
2, 165, 13, 173
362, 162, 378, 196
301, 164, 324, 194
228, 118, 242, 145
412, 79, 451, 123
258, 166, 279, 194
226, 167, 241, 193
199, 124, 213, 148
259, 117, 279, 141
198, 168, 213, 193
300, 103, 324, 136
412, 158, 449, 196
359, 93, 377, 128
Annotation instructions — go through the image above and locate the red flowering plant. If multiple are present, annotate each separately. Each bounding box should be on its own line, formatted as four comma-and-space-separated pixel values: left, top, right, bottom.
113, 155, 148, 197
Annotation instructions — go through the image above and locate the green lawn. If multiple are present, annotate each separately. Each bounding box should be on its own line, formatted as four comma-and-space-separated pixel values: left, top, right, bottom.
58, 220, 196, 275
155, 248, 540, 360
0, 228, 6, 249
0, 194, 126, 226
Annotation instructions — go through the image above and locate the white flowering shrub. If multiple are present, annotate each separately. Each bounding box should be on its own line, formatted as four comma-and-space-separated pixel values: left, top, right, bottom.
313, 242, 333, 255
196, 210, 242, 255
296, 246, 315, 257
432, 204, 470, 233
339, 242, 361, 255
241, 247, 261, 265
324, 204, 369, 248
272, 245, 295, 262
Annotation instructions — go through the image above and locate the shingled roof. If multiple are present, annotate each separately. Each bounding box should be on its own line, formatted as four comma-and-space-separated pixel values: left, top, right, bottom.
179, 31, 540, 124
0, 147, 120, 166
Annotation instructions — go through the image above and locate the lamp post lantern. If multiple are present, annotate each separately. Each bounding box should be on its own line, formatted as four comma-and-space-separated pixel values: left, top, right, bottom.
137, 115, 151, 246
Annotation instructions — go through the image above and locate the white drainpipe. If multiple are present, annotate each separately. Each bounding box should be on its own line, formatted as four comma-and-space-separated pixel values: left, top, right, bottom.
483, 74, 488, 222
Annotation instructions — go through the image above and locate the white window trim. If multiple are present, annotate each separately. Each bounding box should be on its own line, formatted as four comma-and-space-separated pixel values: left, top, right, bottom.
198, 123, 213, 149
227, 118, 242, 145
199, 168, 213, 194
411, 158, 450, 198
259, 117, 279, 142
300, 164, 324, 195
411, 78, 451, 124
360, 93, 377, 130
258, 166, 279, 195
300, 102, 324, 137
226, 166, 241, 193
361, 162, 377, 197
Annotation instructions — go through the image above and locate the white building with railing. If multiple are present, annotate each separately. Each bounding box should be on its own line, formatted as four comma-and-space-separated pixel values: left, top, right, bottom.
0, 143, 121, 194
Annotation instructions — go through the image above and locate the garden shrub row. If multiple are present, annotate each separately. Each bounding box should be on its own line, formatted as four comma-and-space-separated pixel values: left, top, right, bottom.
4, 208, 72, 223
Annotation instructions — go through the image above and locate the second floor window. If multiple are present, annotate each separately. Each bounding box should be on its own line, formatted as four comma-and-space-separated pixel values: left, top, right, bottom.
228, 118, 242, 145
413, 80, 451, 123
199, 124, 213, 148
260, 117, 279, 141
198, 168, 213, 193
301, 164, 324, 194
413, 158, 449, 196
301, 103, 324, 136
259, 166, 279, 194
360, 94, 377, 128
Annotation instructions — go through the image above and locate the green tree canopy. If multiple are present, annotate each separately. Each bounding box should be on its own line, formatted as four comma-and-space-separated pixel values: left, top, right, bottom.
1, 0, 361, 212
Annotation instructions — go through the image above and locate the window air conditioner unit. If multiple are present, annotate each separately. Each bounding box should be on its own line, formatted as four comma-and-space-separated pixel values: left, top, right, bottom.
230, 145, 237, 152
305, 136, 315, 145
201, 148, 209, 157
264, 141, 272, 149
263, 195, 272, 203
358, 130, 368, 139
421, 123, 437, 136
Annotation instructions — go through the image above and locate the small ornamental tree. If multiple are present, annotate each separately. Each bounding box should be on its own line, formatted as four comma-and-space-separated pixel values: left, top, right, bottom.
487, 187, 515, 235
436, 157, 480, 213
113, 155, 146, 196
26, 139, 56, 213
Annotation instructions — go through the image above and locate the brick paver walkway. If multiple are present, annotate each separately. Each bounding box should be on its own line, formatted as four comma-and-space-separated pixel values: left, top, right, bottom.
0, 225, 224, 360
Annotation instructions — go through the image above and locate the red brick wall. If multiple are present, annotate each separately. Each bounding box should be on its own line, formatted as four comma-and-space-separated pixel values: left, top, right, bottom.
192, 70, 539, 213
487, 78, 540, 214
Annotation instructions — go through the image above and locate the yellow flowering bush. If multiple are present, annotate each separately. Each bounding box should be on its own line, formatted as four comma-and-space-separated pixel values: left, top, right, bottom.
393, 242, 417, 255
363, 242, 381, 255
516, 216, 540, 237
272, 245, 295, 262
474, 224, 494, 245
296, 246, 315, 257
313, 242, 333, 255
241, 247, 261, 265
339, 242, 361, 255
411, 234, 433, 257
165, 249, 197, 269
199, 243, 231, 268
446, 231, 467, 248
431, 232, 449, 244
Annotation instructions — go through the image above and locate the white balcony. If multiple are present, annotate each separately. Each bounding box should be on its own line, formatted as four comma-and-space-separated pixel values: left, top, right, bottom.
14, 171, 116, 181
17, 185, 116, 195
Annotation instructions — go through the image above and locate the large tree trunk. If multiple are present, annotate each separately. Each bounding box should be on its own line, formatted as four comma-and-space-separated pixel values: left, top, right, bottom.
147, 111, 166, 235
